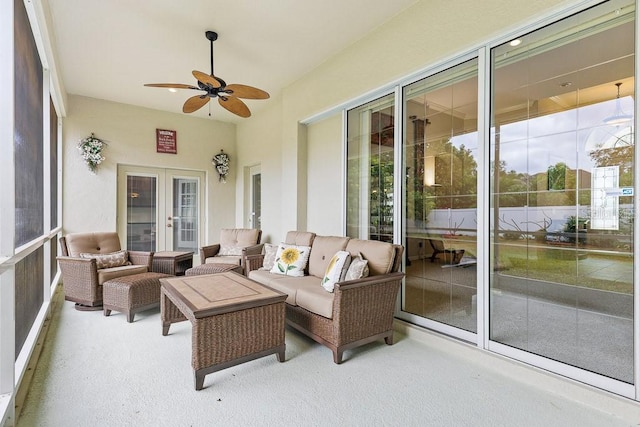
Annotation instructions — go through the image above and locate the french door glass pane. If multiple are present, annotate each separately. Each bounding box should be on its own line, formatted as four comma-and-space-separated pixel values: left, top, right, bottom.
172, 177, 198, 252
490, 1, 635, 383
126, 175, 157, 251
252, 172, 262, 230
403, 59, 479, 332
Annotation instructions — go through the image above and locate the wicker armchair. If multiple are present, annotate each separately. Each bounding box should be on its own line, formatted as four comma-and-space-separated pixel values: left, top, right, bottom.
199, 228, 263, 273
57, 232, 153, 310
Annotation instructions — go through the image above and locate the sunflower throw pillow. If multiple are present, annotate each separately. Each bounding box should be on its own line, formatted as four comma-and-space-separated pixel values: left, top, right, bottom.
270, 244, 311, 277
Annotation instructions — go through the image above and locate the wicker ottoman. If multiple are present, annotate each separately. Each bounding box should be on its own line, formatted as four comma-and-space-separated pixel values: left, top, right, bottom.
103, 272, 171, 323
185, 263, 243, 276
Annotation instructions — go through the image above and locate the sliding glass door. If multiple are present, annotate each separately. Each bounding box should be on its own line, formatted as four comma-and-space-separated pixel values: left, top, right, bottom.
489, 0, 635, 383
402, 59, 479, 333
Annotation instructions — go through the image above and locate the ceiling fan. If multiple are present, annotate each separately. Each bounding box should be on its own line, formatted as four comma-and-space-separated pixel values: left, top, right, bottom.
144, 31, 269, 118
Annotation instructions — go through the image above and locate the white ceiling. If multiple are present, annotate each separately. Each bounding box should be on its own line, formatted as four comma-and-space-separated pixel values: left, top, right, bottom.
47, 0, 417, 122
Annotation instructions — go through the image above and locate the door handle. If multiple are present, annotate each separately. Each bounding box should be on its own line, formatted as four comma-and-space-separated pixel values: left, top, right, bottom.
167, 223, 172, 228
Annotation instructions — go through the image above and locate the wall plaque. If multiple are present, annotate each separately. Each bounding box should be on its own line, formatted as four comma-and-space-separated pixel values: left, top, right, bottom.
156, 129, 177, 154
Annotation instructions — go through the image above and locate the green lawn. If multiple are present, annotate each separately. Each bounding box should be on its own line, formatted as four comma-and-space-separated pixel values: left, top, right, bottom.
498, 245, 633, 294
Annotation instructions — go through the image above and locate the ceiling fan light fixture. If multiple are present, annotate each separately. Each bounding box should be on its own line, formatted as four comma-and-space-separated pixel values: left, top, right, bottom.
603, 82, 633, 125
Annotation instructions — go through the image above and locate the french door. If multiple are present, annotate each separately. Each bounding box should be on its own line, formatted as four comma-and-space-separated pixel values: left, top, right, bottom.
117, 165, 205, 262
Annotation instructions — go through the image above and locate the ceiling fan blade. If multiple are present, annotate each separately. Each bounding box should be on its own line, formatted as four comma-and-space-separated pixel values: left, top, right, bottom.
144, 83, 200, 90
192, 70, 222, 88
218, 96, 251, 118
183, 95, 210, 113
224, 84, 270, 99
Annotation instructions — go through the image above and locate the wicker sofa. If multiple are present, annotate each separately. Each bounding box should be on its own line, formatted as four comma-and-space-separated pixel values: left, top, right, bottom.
245, 231, 404, 364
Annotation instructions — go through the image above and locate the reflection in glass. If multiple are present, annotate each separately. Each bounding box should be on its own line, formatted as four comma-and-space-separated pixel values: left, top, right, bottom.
172, 178, 199, 253
126, 175, 157, 251
490, 1, 635, 382
402, 59, 479, 332
346, 94, 395, 241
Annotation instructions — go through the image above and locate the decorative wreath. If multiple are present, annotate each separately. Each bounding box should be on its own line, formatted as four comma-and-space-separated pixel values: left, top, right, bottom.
77, 133, 107, 174
212, 150, 230, 183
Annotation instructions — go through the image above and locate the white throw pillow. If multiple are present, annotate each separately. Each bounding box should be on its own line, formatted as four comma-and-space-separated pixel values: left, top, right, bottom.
261, 243, 278, 271
344, 252, 369, 281
270, 244, 311, 277
321, 251, 352, 292
80, 250, 129, 269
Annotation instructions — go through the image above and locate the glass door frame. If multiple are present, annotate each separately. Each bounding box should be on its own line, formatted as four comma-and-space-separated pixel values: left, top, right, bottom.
247, 164, 262, 230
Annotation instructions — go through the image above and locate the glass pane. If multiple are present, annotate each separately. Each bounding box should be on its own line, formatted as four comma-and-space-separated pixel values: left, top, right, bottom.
403, 59, 479, 332
172, 177, 198, 253
490, 1, 635, 383
346, 94, 395, 241
126, 175, 157, 251
252, 173, 261, 230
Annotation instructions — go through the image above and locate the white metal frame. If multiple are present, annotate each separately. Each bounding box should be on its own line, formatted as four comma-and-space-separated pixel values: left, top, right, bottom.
1, 1, 67, 424
0, 0, 16, 423
117, 165, 206, 261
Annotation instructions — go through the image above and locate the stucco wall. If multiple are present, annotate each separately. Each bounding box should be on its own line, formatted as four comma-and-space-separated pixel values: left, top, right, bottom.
235, 0, 580, 238
62, 95, 236, 246
306, 113, 344, 235
235, 95, 284, 243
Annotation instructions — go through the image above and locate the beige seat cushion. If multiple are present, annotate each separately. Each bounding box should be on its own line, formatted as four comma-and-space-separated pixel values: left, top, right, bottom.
248, 270, 301, 305
98, 264, 148, 284
296, 282, 335, 319
64, 232, 122, 257
205, 255, 241, 265
218, 228, 260, 255
284, 231, 316, 247
345, 239, 395, 275
308, 236, 350, 278
247, 272, 321, 307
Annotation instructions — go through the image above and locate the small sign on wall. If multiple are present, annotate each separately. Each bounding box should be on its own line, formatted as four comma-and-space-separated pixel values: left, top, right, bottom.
156, 129, 177, 154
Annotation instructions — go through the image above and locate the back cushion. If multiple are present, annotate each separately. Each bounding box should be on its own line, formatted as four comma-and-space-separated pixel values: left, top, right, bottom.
345, 239, 395, 276
284, 231, 316, 247
219, 228, 260, 254
308, 236, 350, 278
64, 232, 122, 257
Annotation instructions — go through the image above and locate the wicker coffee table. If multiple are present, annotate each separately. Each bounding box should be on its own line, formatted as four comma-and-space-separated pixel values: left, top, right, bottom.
160, 271, 287, 390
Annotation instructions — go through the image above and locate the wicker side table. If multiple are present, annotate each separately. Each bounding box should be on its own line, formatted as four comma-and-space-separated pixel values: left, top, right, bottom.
152, 251, 194, 276
160, 272, 287, 390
